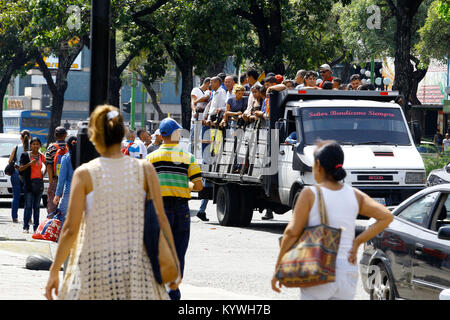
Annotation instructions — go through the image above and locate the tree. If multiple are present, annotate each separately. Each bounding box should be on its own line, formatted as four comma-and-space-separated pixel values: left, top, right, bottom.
229, 0, 345, 76
25, 0, 90, 143
133, 0, 245, 129
415, 0, 450, 64
0, 0, 37, 133
336, 0, 433, 118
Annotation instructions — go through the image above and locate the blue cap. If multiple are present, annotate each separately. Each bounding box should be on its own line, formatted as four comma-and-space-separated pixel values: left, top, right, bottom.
159, 118, 182, 137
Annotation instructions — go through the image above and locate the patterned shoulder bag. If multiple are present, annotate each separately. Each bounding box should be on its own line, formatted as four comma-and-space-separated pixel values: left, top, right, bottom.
275, 185, 342, 287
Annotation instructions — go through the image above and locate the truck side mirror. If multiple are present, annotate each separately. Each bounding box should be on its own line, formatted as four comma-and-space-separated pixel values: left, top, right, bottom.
292, 143, 312, 172
275, 119, 288, 144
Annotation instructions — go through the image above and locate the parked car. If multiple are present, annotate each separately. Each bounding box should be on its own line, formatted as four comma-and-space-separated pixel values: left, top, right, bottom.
359, 184, 450, 300
0, 133, 48, 206
427, 162, 450, 186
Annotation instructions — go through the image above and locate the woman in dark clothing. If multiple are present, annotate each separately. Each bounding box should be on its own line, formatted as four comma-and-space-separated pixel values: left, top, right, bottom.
8, 130, 30, 223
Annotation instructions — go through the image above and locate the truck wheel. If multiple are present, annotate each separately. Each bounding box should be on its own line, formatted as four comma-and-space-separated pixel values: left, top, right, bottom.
238, 188, 254, 227
216, 185, 240, 226
292, 191, 301, 210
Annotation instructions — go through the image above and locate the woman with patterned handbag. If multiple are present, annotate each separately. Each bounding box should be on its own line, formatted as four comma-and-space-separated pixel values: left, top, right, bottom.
45, 105, 179, 300
272, 140, 393, 300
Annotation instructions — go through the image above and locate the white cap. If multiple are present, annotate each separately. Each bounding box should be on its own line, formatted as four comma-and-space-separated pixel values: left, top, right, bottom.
152, 129, 161, 138
319, 64, 331, 71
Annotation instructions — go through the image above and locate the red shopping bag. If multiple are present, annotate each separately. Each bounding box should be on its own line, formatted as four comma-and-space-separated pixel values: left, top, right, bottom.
32, 210, 62, 242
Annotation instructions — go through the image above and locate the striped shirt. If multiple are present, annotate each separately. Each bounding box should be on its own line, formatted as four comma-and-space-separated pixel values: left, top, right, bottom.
146, 144, 202, 199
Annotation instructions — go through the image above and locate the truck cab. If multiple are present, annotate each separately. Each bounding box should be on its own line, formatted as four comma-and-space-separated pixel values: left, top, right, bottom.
277, 95, 425, 212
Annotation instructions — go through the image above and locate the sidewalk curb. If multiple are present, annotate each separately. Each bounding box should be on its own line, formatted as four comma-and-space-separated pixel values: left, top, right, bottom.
0, 240, 57, 259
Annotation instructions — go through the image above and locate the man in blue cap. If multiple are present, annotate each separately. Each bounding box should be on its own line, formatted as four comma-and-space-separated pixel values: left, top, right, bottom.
146, 117, 203, 300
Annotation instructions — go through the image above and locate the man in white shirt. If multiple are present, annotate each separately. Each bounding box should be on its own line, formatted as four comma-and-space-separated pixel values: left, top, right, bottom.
190, 78, 211, 153
295, 69, 306, 89
134, 129, 151, 159
443, 133, 450, 152
206, 77, 227, 123
224, 75, 235, 101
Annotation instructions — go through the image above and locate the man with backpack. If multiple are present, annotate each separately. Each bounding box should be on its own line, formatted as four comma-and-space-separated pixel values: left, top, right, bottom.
45, 126, 68, 215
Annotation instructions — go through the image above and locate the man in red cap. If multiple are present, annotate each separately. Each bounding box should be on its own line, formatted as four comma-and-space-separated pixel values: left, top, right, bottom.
275, 74, 284, 84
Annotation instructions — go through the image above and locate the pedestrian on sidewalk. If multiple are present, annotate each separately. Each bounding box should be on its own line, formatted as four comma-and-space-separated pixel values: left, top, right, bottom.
52, 136, 77, 228
272, 140, 393, 300
8, 130, 30, 223
45, 127, 68, 215
45, 105, 176, 300
147, 117, 203, 300
19, 137, 46, 233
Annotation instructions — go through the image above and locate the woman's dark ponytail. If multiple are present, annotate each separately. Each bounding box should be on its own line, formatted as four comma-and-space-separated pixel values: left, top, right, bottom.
313, 141, 347, 181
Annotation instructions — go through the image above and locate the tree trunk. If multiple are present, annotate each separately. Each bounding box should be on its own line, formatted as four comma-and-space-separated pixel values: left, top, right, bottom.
391, 0, 424, 121
36, 41, 84, 144
142, 81, 164, 120
0, 51, 28, 133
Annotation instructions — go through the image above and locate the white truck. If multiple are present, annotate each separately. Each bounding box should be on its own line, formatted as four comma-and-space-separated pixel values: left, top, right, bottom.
194, 90, 426, 227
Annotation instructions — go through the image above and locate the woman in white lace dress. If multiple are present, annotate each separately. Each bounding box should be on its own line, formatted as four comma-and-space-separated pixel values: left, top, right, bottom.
45, 105, 179, 300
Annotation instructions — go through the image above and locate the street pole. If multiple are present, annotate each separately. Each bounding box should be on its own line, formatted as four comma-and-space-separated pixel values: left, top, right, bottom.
3, 87, 7, 110
131, 73, 136, 131
370, 56, 375, 85
76, 0, 111, 168
141, 84, 146, 129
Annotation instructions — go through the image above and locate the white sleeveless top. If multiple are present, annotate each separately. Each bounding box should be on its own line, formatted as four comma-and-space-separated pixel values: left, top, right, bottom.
58, 156, 169, 300
308, 184, 359, 262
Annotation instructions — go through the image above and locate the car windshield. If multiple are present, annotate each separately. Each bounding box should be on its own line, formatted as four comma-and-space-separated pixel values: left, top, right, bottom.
301, 107, 411, 145
0, 138, 20, 158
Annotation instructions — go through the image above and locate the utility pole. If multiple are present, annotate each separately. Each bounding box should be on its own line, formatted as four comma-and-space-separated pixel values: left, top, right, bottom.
131, 73, 136, 130
141, 84, 146, 129
3, 88, 7, 110
370, 56, 375, 85
76, 0, 111, 168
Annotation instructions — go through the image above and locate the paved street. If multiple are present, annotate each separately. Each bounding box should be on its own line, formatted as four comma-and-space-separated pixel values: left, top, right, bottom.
0, 198, 369, 300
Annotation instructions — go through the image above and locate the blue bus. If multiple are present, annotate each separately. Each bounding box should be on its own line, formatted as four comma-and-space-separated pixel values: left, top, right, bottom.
3, 110, 51, 145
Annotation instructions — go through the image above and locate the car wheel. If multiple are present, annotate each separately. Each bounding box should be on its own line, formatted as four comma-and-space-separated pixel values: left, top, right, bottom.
370, 263, 396, 300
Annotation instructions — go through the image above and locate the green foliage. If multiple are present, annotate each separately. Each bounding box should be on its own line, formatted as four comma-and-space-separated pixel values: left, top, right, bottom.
423, 153, 450, 176
415, 0, 450, 64
335, 0, 434, 64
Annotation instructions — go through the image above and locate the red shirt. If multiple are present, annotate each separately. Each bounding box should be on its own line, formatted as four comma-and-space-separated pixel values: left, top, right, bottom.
319, 76, 334, 88
29, 153, 45, 179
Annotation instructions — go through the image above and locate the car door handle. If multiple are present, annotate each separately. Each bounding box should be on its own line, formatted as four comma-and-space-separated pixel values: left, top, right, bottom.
415, 243, 424, 255
279, 150, 285, 155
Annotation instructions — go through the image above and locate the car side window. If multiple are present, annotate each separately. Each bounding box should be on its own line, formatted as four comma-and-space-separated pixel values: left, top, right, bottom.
397, 192, 440, 227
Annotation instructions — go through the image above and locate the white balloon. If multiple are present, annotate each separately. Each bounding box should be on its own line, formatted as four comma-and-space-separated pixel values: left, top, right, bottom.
361, 79, 367, 85
366, 79, 371, 84
316, 79, 322, 85
360, 68, 366, 75
383, 78, 391, 85
375, 77, 382, 85
365, 70, 371, 78
379, 68, 383, 74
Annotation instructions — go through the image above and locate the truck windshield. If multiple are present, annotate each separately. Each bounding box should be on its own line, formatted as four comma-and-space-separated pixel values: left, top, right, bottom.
301, 107, 411, 146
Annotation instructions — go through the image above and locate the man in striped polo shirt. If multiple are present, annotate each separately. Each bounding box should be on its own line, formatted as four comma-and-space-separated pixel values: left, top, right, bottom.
146, 117, 203, 300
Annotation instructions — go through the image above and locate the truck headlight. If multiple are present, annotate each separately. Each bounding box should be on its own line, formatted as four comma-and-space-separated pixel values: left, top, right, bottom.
405, 172, 426, 184
0, 171, 4, 177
